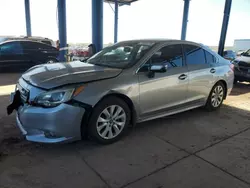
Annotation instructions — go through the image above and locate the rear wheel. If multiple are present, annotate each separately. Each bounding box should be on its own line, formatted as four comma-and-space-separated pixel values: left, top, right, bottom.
88, 96, 131, 144
205, 82, 225, 111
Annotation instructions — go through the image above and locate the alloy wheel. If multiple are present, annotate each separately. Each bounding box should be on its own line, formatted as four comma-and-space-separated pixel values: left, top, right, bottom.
96, 105, 126, 140
211, 85, 224, 107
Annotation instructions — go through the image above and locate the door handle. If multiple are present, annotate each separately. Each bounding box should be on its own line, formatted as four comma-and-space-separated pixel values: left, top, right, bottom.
178, 74, 187, 80
210, 68, 216, 73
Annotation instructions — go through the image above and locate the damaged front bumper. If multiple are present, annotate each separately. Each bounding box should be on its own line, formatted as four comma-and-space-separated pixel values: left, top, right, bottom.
15, 103, 85, 143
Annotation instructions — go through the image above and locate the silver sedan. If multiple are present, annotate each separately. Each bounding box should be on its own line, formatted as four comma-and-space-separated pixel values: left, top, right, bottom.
8, 39, 234, 144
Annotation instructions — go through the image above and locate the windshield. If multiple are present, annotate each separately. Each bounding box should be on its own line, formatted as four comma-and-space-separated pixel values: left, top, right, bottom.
86, 42, 155, 68
243, 49, 250, 57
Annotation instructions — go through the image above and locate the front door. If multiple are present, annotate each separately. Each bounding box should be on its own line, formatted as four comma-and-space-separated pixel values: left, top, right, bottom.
138, 44, 189, 117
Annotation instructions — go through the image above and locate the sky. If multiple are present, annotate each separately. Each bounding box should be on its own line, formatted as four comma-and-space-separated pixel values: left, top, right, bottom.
0, 0, 249, 46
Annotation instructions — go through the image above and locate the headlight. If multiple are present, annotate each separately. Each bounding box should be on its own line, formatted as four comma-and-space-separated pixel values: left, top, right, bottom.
34, 86, 84, 107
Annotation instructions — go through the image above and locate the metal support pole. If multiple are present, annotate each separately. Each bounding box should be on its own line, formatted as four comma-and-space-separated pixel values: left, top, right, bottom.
92, 0, 103, 52
218, 0, 232, 56
114, 0, 119, 43
181, 0, 190, 40
57, 0, 67, 61
24, 0, 31, 36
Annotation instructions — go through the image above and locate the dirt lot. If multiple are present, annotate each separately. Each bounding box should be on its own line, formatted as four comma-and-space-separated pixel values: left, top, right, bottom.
0, 73, 250, 188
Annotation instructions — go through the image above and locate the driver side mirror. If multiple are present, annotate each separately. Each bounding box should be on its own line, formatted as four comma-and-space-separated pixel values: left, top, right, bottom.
148, 64, 168, 78
150, 64, 168, 73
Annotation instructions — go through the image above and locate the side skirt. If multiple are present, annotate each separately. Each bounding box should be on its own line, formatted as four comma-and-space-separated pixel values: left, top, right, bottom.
138, 99, 205, 123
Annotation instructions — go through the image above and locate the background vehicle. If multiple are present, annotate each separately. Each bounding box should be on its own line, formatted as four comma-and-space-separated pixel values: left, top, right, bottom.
233, 39, 250, 53
71, 47, 89, 61
0, 36, 56, 47
236, 50, 246, 56
232, 49, 250, 83
9, 40, 234, 144
0, 40, 59, 72
223, 50, 236, 61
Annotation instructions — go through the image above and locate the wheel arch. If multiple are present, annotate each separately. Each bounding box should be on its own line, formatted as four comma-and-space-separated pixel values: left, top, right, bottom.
216, 80, 228, 99
97, 93, 137, 127
80, 92, 137, 139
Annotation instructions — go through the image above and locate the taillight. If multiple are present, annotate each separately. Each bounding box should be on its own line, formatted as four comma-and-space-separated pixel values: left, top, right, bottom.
229, 63, 234, 71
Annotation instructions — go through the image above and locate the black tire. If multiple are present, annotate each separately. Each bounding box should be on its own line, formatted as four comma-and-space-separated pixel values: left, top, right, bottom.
205, 82, 226, 111
88, 96, 131, 144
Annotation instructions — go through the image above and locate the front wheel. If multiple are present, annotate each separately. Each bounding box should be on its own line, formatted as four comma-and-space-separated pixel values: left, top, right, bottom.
205, 82, 225, 111
88, 96, 131, 144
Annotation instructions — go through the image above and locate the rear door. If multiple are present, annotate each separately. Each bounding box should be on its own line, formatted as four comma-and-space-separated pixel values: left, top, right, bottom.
20, 41, 42, 70
38, 43, 59, 61
183, 44, 214, 103
0, 41, 26, 72
22, 41, 58, 64
21, 41, 58, 65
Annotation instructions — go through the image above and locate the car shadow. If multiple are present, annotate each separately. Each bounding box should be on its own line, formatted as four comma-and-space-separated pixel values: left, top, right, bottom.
2, 103, 249, 160
230, 82, 250, 96
135, 104, 250, 132
0, 82, 250, 162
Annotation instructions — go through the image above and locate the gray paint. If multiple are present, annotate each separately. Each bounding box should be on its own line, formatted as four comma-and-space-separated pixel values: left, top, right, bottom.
13, 39, 234, 143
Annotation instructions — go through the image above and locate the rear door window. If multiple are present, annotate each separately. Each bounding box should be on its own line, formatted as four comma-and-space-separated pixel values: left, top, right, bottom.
184, 45, 206, 65
21, 41, 40, 50
205, 50, 216, 64
21, 41, 56, 51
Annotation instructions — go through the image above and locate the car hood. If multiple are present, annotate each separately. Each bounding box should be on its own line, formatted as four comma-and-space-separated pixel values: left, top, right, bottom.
235, 56, 250, 63
22, 61, 122, 89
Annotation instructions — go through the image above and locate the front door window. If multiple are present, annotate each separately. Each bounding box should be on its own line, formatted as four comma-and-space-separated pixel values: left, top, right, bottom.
0, 42, 23, 55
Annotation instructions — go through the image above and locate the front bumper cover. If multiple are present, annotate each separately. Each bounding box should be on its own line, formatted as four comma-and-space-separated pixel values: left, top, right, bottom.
16, 103, 85, 143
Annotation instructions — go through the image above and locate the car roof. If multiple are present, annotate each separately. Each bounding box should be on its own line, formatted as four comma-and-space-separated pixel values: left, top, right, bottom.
118, 39, 202, 46
23, 36, 52, 40
3, 36, 53, 41
0, 39, 56, 47
0, 37, 53, 45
